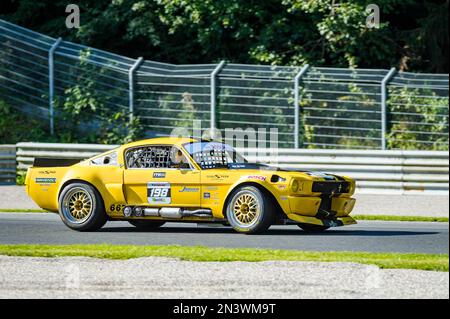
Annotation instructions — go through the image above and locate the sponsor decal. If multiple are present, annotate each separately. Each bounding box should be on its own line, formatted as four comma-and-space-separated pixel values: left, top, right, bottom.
153, 172, 166, 178
280, 196, 288, 201
206, 174, 229, 180
247, 175, 266, 181
203, 192, 211, 199
277, 185, 287, 190
179, 186, 199, 193
35, 177, 56, 184
205, 186, 218, 191
38, 170, 56, 175
147, 182, 171, 204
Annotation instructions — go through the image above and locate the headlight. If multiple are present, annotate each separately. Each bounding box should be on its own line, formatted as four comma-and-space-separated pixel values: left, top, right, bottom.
291, 179, 299, 192
134, 207, 143, 217
123, 206, 132, 217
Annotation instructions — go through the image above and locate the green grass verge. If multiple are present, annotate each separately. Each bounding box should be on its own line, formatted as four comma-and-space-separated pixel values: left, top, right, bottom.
0, 244, 447, 272
354, 215, 448, 223
0, 209, 47, 213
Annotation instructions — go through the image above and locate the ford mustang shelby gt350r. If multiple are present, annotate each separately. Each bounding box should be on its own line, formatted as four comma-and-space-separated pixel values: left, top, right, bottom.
26, 137, 356, 233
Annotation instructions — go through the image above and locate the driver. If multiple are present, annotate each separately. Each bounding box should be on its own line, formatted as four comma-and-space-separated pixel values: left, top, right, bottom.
171, 148, 189, 168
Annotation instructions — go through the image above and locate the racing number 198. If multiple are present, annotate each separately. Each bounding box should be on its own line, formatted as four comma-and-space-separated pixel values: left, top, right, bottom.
149, 187, 168, 197
147, 182, 171, 204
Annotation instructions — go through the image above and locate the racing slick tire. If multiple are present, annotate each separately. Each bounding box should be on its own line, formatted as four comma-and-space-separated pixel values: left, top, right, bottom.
226, 186, 275, 234
297, 223, 330, 232
58, 182, 107, 231
128, 220, 166, 229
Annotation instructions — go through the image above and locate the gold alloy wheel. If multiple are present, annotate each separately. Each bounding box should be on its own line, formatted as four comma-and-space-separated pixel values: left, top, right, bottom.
233, 192, 260, 225
62, 187, 93, 223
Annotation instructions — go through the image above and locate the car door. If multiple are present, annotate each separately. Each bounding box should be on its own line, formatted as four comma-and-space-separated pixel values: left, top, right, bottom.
123, 145, 201, 208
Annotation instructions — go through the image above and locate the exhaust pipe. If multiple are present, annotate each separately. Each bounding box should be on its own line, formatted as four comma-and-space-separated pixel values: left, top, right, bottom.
142, 207, 212, 218
159, 207, 182, 219
143, 208, 159, 216
184, 209, 213, 217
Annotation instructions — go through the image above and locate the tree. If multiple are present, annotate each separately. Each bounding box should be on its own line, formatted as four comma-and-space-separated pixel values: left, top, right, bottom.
0, 0, 447, 72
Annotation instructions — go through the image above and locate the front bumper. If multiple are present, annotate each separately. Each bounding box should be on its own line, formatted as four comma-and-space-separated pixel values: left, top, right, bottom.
286, 195, 356, 227
288, 196, 356, 217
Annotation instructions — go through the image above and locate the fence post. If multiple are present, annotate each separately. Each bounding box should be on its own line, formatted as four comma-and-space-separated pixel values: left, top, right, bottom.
294, 64, 310, 149
128, 57, 144, 124
381, 67, 397, 150
210, 60, 226, 137
48, 37, 62, 135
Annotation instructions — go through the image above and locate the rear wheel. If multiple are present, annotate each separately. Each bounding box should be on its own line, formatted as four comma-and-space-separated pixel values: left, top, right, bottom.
128, 220, 165, 229
226, 186, 275, 234
297, 223, 330, 232
59, 182, 107, 231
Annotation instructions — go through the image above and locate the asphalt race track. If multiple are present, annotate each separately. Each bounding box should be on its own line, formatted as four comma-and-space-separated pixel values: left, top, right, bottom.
0, 213, 448, 254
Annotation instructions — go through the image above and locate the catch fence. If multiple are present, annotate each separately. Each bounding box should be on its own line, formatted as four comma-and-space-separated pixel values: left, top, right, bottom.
1, 19, 448, 150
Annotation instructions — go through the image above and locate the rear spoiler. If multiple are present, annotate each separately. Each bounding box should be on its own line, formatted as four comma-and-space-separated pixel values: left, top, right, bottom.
33, 158, 81, 167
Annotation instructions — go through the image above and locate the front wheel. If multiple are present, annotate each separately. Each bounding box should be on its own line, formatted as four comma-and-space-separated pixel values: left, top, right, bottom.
128, 220, 165, 229
59, 182, 107, 231
297, 223, 330, 232
226, 186, 275, 234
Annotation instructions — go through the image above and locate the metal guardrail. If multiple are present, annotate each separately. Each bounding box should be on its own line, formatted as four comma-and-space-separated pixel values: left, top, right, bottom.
1, 19, 449, 150
243, 148, 449, 194
0, 145, 16, 184
16, 142, 449, 195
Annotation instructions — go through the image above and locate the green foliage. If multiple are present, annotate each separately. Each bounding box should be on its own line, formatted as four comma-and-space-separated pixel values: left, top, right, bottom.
0, 100, 52, 143
0, 0, 447, 72
217, 75, 293, 148
1, 97, 142, 144
0, 1, 448, 149
54, 49, 143, 144
62, 51, 103, 115
99, 113, 143, 144
387, 88, 449, 150
16, 170, 26, 186
353, 215, 449, 223
300, 76, 383, 149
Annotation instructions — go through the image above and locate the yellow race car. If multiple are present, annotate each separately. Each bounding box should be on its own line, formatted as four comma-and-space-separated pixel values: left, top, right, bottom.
25, 137, 356, 234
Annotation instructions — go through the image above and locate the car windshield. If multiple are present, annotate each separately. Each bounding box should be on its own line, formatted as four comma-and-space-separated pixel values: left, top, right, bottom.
183, 142, 247, 169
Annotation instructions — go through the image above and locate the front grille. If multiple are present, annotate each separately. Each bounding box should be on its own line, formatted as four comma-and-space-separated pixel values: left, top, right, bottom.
312, 181, 350, 194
